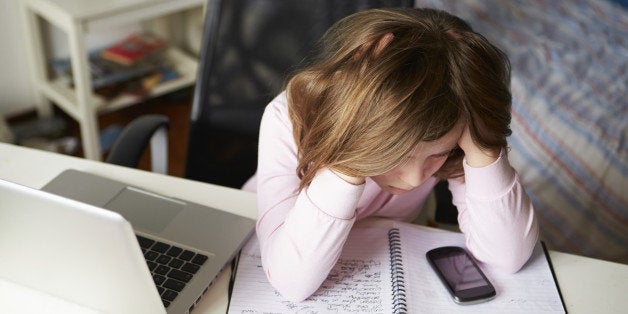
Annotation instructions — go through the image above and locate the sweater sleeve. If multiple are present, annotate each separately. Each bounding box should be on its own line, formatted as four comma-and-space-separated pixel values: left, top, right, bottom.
255, 93, 363, 302
449, 150, 539, 273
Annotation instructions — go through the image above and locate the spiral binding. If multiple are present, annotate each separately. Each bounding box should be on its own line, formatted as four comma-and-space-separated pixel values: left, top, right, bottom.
388, 228, 407, 313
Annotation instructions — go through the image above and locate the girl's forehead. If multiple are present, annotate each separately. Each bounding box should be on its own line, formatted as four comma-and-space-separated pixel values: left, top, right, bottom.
411, 122, 464, 156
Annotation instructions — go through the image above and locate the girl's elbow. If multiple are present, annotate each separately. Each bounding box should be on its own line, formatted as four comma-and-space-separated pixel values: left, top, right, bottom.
267, 271, 319, 302
275, 286, 316, 303
495, 255, 528, 274
263, 256, 326, 302
495, 236, 539, 274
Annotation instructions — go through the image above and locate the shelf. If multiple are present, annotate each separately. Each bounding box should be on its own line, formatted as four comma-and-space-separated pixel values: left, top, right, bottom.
44, 46, 198, 117
22, 0, 207, 160
25, 0, 207, 33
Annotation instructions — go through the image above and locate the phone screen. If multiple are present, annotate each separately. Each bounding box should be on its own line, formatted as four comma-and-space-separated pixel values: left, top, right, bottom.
427, 246, 496, 303
431, 251, 488, 292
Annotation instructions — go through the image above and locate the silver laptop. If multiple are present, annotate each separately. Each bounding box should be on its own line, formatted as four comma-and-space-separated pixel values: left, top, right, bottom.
0, 169, 255, 313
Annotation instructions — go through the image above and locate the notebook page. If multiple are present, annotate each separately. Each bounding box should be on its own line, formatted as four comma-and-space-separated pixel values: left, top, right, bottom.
228, 227, 394, 313
396, 223, 565, 313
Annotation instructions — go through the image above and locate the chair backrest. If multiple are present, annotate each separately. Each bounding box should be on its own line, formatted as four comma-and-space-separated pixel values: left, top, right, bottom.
185, 0, 414, 188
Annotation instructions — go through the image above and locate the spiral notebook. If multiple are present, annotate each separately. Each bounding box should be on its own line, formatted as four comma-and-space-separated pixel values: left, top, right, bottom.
228, 221, 566, 313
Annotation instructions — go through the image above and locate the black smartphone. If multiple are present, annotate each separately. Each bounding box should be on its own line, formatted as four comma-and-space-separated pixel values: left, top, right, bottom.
426, 246, 496, 304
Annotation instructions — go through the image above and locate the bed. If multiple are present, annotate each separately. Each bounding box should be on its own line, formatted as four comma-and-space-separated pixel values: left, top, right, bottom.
415, 0, 627, 263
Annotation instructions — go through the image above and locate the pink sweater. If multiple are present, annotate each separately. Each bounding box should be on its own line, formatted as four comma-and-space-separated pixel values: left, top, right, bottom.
243, 92, 539, 302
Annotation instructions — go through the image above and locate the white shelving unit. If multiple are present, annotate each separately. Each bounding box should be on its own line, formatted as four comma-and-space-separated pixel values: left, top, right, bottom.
19, 0, 207, 160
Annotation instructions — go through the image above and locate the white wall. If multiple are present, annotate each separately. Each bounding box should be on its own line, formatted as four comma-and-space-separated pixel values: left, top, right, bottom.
0, 0, 37, 117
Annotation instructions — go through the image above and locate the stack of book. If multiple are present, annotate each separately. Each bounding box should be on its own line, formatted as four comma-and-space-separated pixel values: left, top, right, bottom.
51, 33, 179, 99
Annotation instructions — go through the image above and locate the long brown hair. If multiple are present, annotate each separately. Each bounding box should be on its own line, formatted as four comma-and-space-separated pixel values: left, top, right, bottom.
287, 8, 512, 190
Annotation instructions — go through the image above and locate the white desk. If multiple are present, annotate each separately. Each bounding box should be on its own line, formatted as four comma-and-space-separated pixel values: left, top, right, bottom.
0, 143, 626, 313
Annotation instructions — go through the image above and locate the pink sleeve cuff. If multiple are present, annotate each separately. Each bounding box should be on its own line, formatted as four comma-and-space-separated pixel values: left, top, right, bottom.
463, 150, 516, 200
305, 168, 364, 219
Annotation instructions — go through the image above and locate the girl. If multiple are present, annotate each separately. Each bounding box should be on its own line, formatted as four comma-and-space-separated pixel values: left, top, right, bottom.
242, 8, 538, 302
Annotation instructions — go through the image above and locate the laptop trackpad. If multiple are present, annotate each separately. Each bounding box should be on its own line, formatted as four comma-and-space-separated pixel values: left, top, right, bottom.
105, 187, 184, 233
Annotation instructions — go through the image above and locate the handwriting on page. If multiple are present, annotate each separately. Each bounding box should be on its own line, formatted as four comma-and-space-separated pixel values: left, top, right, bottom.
306, 258, 385, 312
260, 258, 387, 313
229, 228, 393, 313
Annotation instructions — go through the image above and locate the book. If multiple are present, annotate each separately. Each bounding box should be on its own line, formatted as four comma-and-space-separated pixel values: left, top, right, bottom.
51, 50, 167, 90
228, 220, 566, 313
100, 33, 166, 65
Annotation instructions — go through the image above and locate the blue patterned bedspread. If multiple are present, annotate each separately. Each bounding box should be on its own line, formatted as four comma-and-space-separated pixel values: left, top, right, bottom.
416, 0, 627, 263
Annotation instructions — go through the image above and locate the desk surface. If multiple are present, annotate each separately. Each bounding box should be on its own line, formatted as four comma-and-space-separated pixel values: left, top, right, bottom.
0, 143, 626, 313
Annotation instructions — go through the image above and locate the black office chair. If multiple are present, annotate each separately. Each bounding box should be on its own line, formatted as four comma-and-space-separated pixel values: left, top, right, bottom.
107, 0, 414, 188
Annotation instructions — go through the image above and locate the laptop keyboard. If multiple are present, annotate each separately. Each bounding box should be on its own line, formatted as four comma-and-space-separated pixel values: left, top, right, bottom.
137, 235, 208, 308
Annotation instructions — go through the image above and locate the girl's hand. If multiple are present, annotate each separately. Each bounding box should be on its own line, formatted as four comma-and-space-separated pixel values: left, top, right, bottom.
458, 126, 500, 168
